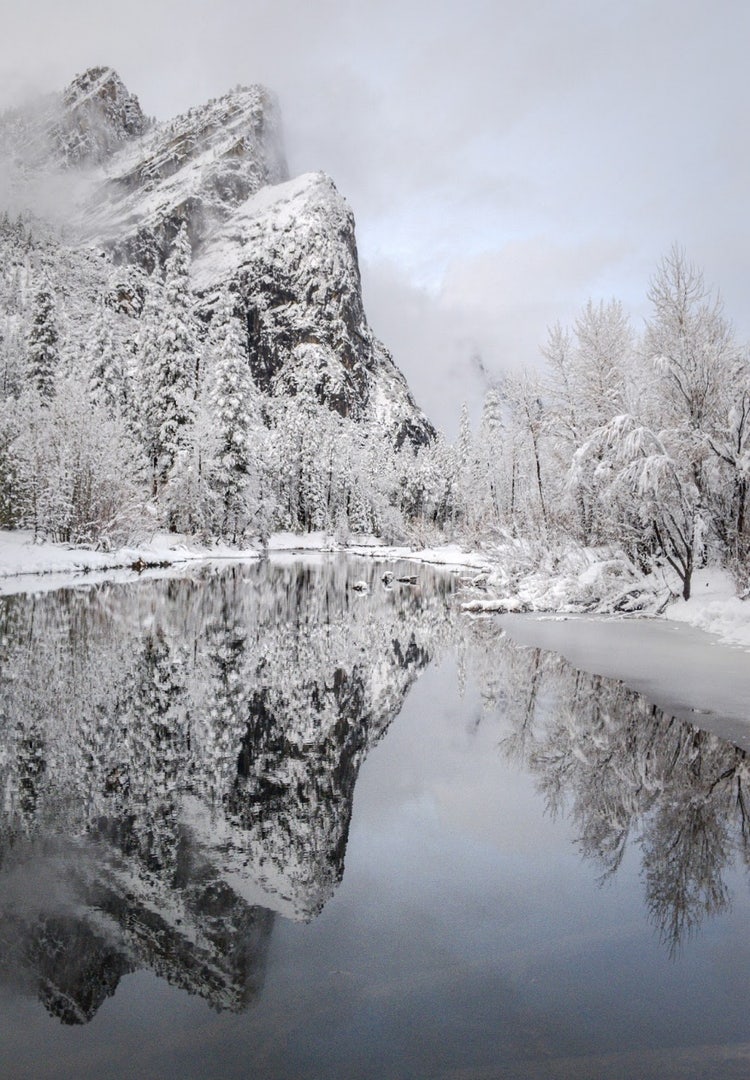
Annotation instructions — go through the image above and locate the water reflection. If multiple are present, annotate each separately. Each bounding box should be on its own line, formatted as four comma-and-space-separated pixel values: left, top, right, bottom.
0, 561, 748, 1031
0, 559, 455, 1023
466, 620, 750, 954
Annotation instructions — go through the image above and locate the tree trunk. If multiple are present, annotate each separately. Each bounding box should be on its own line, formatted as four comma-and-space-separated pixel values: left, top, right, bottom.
682, 552, 692, 601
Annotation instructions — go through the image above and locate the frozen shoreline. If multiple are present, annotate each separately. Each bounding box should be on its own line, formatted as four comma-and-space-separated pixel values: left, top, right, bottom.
495, 611, 750, 748
0, 529, 487, 597
1, 529, 747, 653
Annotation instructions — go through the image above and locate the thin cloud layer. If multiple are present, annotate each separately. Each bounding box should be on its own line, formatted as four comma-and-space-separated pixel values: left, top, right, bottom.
1, 0, 748, 434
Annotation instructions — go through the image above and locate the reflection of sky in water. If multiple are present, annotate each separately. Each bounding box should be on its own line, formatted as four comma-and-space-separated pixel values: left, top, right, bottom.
0, 562, 749, 1079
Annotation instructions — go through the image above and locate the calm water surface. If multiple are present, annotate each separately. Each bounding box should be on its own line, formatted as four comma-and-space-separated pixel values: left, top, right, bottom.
0, 557, 749, 1080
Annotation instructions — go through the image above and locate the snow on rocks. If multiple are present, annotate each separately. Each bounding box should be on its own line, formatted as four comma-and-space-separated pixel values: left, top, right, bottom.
192, 171, 433, 445
81, 82, 288, 268
462, 596, 529, 614
458, 543, 652, 617
56, 66, 150, 165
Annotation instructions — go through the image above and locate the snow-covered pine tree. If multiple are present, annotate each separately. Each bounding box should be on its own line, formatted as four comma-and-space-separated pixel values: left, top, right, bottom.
88, 297, 129, 416
453, 402, 473, 531
206, 292, 260, 541
0, 322, 26, 401
27, 277, 59, 401
140, 224, 197, 500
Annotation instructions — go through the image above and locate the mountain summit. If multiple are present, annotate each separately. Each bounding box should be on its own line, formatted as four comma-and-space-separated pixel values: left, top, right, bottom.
0, 68, 438, 547
60, 67, 431, 445
55, 65, 151, 165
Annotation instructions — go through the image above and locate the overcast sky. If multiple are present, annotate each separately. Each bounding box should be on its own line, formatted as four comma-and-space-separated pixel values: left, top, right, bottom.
1, 0, 748, 433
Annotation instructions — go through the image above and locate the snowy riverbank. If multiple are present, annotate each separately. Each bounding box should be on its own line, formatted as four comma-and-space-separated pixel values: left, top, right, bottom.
1, 529, 747, 652
466, 565, 750, 652
0, 529, 488, 597
665, 567, 750, 650
457, 541, 750, 652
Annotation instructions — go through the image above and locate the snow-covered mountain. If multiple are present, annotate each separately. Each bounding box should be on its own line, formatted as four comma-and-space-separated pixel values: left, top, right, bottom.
1, 66, 433, 447
0, 66, 149, 173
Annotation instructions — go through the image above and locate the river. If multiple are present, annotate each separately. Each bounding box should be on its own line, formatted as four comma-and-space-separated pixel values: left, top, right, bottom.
0, 557, 748, 1079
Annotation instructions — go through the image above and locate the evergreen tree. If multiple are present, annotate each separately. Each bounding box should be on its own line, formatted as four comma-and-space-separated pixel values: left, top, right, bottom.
141, 224, 197, 496
88, 297, 129, 416
207, 293, 260, 541
27, 279, 59, 401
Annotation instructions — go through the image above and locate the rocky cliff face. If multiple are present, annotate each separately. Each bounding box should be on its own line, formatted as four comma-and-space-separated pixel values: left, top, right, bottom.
54, 66, 151, 165
33, 67, 432, 445
0, 65, 149, 172
83, 81, 288, 269
191, 172, 430, 440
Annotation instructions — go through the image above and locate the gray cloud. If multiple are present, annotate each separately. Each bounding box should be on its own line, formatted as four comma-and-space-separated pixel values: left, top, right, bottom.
2, 0, 749, 434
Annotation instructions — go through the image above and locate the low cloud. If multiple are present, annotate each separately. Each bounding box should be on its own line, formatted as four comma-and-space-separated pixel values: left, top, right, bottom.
2, 0, 750, 435
362, 236, 636, 436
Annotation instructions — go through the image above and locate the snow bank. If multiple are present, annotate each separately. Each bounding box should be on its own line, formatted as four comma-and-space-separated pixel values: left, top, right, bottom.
4, 527, 746, 653
666, 568, 750, 649
347, 539, 488, 572
460, 543, 657, 616
0, 529, 486, 596
267, 530, 335, 551
459, 539, 750, 651
0, 529, 261, 595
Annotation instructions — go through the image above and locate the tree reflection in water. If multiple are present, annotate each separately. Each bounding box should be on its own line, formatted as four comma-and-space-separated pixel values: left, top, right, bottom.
0, 560, 455, 1022
0, 564, 747, 1026
465, 619, 750, 955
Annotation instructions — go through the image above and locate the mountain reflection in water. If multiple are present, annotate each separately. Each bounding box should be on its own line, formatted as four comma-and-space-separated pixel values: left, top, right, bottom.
0, 560, 454, 1023
0, 558, 747, 1031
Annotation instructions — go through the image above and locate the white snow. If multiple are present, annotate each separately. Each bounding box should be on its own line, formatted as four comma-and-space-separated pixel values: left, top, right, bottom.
665, 567, 750, 649
0, 529, 488, 596
2, 529, 748, 660
267, 530, 335, 551
190, 172, 336, 292
347, 539, 489, 573
81, 83, 286, 248
496, 611, 750, 749
457, 540, 750, 651
0, 529, 259, 596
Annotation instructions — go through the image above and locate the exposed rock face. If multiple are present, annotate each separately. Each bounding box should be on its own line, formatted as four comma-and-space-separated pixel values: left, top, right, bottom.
53, 66, 150, 165
0, 65, 149, 172
192, 173, 431, 441
65, 68, 434, 445
85, 82, 289, 271
1, 66, 433, 443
